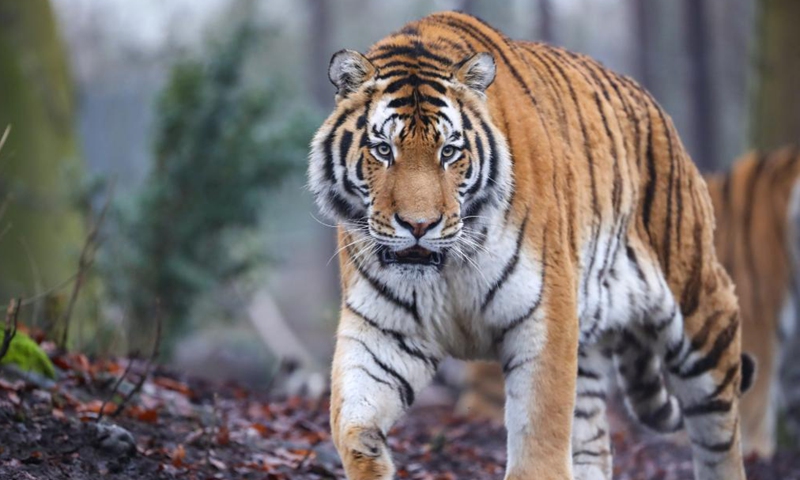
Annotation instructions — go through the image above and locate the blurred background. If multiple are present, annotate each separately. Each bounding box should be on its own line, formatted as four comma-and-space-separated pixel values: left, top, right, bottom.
0, 0, 797, 393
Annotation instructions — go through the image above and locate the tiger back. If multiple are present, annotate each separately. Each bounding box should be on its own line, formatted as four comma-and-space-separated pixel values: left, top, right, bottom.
310, 11, 747, 480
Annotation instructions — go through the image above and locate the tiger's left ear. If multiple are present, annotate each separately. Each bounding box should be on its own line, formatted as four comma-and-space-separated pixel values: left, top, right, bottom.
328, 49, 376, 100
454, 52, 496, 93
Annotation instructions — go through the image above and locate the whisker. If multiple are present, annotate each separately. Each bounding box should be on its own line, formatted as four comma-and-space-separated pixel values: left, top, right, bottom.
328, 235, 372, 266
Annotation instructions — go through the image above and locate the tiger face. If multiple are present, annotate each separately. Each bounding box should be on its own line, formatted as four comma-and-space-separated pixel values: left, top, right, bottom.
308, 49, 512, 272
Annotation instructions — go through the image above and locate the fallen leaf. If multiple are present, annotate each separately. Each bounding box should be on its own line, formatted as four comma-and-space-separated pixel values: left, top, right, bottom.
153, 377, 192, 395
209, 457, 227, 470
75, 399, 116, 415
216, 424, 230, 446
251, 423, 272, 437
128, 406, 159, 424
171, 444, 186, 468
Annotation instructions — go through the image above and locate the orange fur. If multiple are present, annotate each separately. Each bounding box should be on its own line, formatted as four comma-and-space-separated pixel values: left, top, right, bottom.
311, 12, 746, 479
461, 148, 800, 458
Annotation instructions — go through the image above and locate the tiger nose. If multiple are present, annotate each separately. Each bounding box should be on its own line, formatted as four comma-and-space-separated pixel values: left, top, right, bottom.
395, 214, 442, 239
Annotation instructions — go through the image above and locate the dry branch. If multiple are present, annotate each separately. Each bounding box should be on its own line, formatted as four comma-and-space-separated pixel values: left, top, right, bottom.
57, 184, 114, 349
96, 355, 138, 423
0, 298, 20, 363
0, 125, 10, 154
111, 301, 162, 418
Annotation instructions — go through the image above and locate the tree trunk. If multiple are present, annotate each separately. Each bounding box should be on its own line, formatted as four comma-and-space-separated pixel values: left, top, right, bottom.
629, 0, 655, 90
0, 0, 86, 312
683, 0, 717, 171
307, 0, 332, 110
538, 0, 554, 43
751, 0, 800, 150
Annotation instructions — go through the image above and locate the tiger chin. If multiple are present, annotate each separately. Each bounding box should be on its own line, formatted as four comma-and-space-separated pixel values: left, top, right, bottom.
309, 11, 747, 480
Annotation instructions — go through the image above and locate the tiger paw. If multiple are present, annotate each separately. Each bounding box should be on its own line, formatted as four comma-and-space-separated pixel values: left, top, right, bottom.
339, 427, 395, 480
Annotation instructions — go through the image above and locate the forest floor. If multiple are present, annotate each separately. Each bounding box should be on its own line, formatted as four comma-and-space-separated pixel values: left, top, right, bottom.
0, 349, 798, 480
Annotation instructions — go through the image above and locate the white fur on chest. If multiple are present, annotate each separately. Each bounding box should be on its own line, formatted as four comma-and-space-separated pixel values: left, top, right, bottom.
344, 223, 677, 364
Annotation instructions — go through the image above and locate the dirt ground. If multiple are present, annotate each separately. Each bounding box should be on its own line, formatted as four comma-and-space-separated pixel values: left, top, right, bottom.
0, 352, 797, 479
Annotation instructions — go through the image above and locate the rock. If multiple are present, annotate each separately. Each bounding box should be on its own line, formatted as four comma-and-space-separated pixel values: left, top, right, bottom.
94, 422, 136, 457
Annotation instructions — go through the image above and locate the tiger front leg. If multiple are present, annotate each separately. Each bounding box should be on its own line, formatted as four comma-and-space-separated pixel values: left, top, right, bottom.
330, 310, 439, 480
499, 301, 579, 480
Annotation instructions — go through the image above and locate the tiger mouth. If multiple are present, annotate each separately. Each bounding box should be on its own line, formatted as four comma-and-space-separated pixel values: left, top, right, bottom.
379, 246, 445, 267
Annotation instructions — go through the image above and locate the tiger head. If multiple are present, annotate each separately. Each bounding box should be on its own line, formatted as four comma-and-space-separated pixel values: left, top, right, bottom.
309, 48, 512, 272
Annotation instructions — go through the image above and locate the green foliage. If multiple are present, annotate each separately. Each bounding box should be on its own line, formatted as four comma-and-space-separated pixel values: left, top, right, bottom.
0, 331, 56, 379
105, 22, 317, 352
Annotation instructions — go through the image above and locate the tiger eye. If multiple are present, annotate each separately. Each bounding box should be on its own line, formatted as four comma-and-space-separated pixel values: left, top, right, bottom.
376, 143, 392, 158
442, 146, 455, 158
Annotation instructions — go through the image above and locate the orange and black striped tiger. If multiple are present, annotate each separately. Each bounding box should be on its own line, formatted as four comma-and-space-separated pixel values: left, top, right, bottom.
706, 146, 800, 457
459, 148, 800, 460
309, 11, 748, 479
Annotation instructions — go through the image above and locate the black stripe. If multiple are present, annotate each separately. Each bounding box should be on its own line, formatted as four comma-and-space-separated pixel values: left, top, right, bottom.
684, 399, 733, 417
346, 245, 422, 325
384, 74, 447, 95
375, 66, 452, 82
582, 428, 607, 444
346, 302, 438, 370
370, 42, 453, 66
705, 363, 739, 400
338, 131, 356, 197
436, 16, 538, 108
626, 377, 663, 402
351, 337, 415, 407
657, 107, 676, 275
639, 398, 680, 431
465, 133, 484, 196
693, 422, 737, 453
481, 214, 529, 311
495, 298, 541, 345
457, 98, 473, 130
502, 356, 536, 376
354, 366, 392, 388
480, 119, 499, 191
326, 191, 359, 221
323, 108, 355, 182
577, 390, 607, 400
574, 408, 601, 419
355, 153, 365, 181
545, 48, 601, 296
642, 114, 657, 236
519, 45, 570, 142
572, 449, 610, 458
680, 221, 704, 318
578, 367, 601, 380
387, 94, 447, 109
676, 314, 739, 379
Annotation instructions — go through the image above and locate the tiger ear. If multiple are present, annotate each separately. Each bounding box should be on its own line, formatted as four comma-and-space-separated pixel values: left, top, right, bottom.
454, 52, 496, 93
329, 49, 376, 99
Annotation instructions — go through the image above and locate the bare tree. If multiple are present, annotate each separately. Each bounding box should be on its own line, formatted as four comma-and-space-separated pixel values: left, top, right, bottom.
629, 0, 655, 90
458, 0, 477, 16
751, 0, 800, 150
307, 0, 332, 110
538, 0, 554, 43
683, 0, 717, 171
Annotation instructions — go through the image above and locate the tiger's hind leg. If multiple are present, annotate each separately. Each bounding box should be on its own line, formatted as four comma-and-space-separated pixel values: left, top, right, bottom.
662, 264, 746, 480
612, 325, 684, 434
572, 345, 613, 480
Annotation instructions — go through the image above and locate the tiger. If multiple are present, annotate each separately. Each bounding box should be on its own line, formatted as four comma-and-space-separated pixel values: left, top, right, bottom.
458, 147, 800, 459
707, 146, 800, 456
308, 11, 748, 480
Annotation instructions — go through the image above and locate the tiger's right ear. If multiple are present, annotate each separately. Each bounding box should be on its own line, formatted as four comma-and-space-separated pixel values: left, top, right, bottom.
329, 49, 376, 100
454, 52, 496, 94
